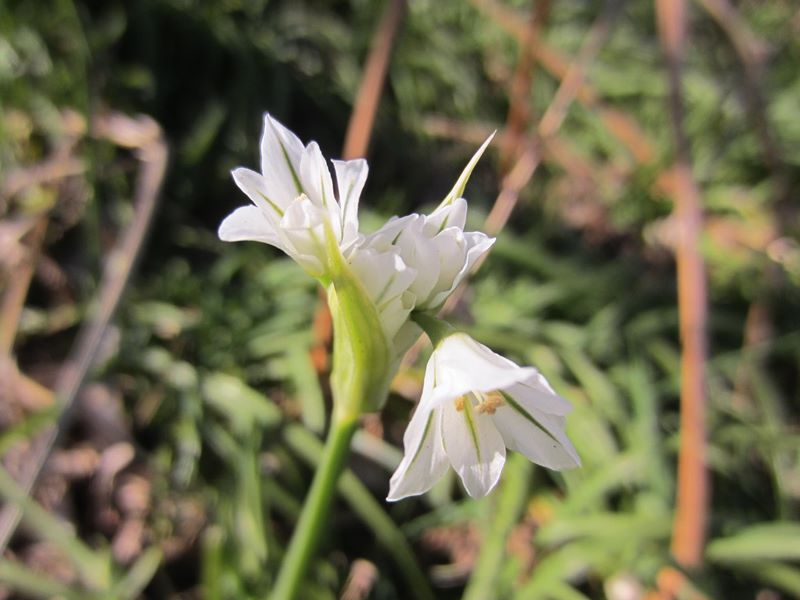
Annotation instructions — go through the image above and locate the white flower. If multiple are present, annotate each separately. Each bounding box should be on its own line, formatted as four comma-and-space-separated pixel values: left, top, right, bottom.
360, 199, 494, 311
218, 114, 366, 277
359, 134, 496, 311
387, 333, 581, 501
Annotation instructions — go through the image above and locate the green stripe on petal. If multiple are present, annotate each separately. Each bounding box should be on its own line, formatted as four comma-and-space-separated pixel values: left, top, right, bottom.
270, 119, 304, 195
499, 390, 561, 445
320, 171, 329, 209
462, 396, 482, 463
257, 190, 285, 217
408, 411, 436, 471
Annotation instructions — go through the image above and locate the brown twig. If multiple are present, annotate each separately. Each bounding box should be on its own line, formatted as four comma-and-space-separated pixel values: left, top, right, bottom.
0, 219, 49, 423
422, 118, 604, 201
340, 558, 378, 600
470, 0, 654, 164
655, 566, 711, 600
342, 0, 406, 160
498, 0, 550, 176
0, 220, 47, 355
656, 0, 710, 570
1, 159, 85, 206
483, 0, 621, 236
421, 117, 501, 147
0, 110, 86, 210
0, 113, 168, 553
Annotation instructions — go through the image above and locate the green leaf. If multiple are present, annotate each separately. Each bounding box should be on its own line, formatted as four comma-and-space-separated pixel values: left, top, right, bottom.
112, 546, 163, 600
735, 561, 800, 597
286, 341, 326, 434
706, 522, 800, 563
201, 371, 282, 435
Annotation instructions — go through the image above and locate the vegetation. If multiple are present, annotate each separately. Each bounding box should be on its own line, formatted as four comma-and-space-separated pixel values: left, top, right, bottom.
1, 0, 798, 598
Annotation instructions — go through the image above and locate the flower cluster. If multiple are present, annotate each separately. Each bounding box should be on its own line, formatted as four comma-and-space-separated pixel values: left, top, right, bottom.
219, 114, 580, 500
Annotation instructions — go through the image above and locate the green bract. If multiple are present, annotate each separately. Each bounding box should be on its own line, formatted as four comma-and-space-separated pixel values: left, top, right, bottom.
324, 225, 392, 415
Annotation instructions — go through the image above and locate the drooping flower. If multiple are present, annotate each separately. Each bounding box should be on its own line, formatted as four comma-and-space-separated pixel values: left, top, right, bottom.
387, 330, 580, 501
218, 114, 366, 277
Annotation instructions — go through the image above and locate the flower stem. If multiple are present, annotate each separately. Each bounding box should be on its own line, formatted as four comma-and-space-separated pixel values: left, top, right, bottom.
411, 311, 455, 346
271, 413, 358, 600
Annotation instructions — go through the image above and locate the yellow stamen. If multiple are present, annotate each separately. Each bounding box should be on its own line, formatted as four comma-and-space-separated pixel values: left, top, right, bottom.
475, 391, 504, 415
454, 396, 466, 411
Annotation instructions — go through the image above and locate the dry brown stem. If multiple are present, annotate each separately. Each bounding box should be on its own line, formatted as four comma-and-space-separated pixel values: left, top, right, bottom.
470, 0, 654, 164
342, 0, 406, 160
656, 0, 710, 570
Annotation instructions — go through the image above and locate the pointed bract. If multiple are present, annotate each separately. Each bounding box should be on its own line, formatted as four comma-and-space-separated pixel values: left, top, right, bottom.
438, 132, 495, 210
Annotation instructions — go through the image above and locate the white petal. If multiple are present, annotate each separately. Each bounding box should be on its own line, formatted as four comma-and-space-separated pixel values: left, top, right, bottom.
299, 142, 338, 231
377, 289, 415, 340
279, 195, 328, 275
394, 221, 440, 303
505, 373, 573, 416
231, 168, 288, 222
348, 247, 415, 306
425, 197, 467, 234
260, 114, 306, 206
426, 334, 537, 407
349, 247, 417, 339
424, 228, 467, 305
332, 159, 368, 247
363, 214, 418, 251
492, 401, 581, 470
441, 398, 505, 498
218, 205, 282, 246
387, 404, 448, 501
424, 232, 495, 310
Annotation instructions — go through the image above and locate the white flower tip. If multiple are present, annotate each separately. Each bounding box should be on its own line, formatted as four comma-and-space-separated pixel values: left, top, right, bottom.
217, 205, 276, 244
332, 157, 368, 169
230, 166, 250, 184
385, 474, 423, 502
386, 491, 415, 502
262, 113, 301, 150
553, 454, 581, 471
217, 208, 248, 242
217, 222, 232, 241
263, 112, 278, 127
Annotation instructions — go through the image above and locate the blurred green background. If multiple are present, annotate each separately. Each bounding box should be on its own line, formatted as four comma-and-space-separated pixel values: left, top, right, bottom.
1, 0, 799, 598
